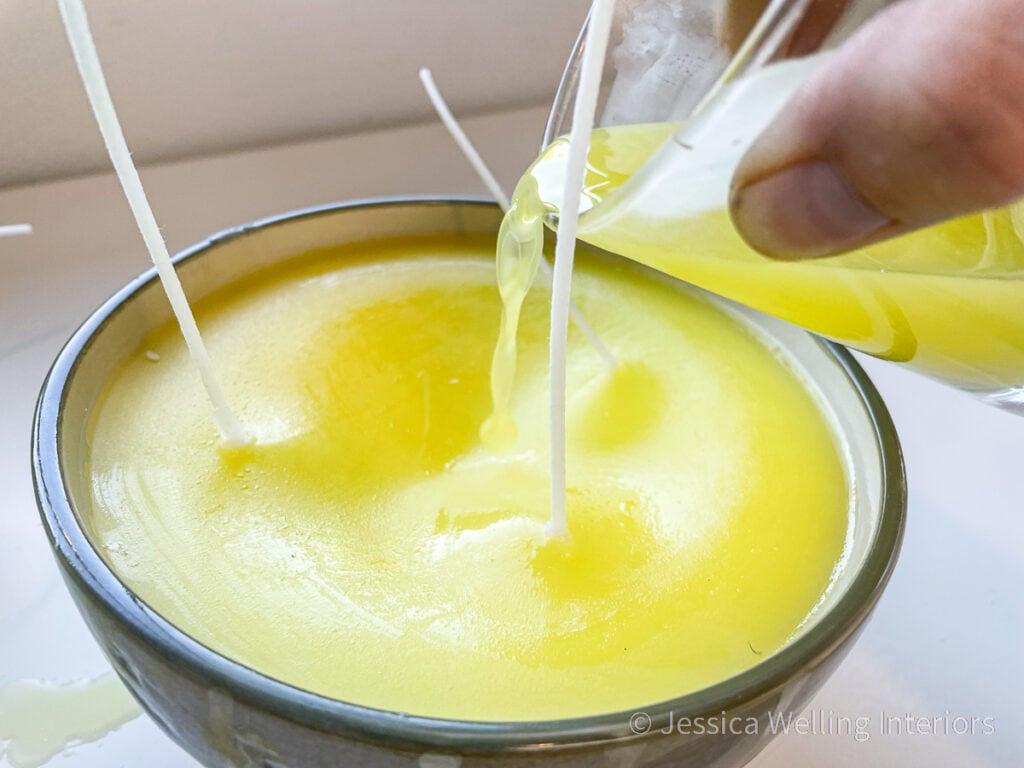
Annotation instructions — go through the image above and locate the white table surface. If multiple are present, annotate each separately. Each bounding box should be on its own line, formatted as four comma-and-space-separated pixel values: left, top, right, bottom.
2, 106, 1021, 768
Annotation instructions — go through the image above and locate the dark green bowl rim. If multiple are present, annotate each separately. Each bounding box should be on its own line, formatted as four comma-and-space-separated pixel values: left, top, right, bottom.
32, 196, 906, 755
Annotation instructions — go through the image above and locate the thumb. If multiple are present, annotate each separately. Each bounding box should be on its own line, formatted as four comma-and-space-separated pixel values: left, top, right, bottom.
729, 0, 1024, 260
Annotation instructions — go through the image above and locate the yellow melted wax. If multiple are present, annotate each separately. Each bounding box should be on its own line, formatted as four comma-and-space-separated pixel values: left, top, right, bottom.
88, 235, 850, 720
530, 124, 1024, 393
0, 673, 140, 768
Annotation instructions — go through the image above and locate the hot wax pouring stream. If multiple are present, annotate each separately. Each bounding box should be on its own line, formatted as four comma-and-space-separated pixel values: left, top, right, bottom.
57, 0, 249, 447
419, 66, 617, 459
418, 67, 617, 370
422, 1, 618, 539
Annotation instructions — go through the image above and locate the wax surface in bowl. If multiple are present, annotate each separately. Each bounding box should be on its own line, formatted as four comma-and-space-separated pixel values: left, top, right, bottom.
86, 234, 850, 720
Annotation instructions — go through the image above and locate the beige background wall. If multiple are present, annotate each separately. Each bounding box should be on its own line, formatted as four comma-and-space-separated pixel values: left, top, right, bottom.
0, 0, 589, 189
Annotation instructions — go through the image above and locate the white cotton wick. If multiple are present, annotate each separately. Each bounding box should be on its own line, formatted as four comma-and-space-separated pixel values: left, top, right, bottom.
418, 68, 511, 210
56, 0, 249, 447
418, 67, 616, 370
546, 0, 617, 540
0, 224, 33, 237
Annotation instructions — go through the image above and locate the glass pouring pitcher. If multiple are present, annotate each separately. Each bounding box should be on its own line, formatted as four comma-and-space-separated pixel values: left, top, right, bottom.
529, 0, 1024, 413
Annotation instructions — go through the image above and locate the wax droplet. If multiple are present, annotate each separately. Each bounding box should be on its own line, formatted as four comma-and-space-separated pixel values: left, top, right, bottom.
480, 412, 517, 452
0, 672, 141, 768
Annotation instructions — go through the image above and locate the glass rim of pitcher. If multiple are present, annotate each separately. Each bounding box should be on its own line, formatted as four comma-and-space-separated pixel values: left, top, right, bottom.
544, 0, 823, 148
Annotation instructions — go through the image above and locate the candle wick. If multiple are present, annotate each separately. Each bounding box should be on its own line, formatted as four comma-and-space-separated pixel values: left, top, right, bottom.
56, 0, 250, 448
418, 67, 616, 371
418, 68, 511, 210
546, 0, 617, 540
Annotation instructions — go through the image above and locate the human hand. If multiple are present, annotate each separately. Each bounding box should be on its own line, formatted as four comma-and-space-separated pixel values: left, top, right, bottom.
728, 0, 1024, 259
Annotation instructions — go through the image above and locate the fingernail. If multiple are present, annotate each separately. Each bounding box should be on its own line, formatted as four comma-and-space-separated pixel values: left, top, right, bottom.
730, 160, 892, 259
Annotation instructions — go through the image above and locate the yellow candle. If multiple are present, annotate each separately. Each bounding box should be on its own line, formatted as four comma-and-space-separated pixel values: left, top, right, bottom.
87, 233, 850, 721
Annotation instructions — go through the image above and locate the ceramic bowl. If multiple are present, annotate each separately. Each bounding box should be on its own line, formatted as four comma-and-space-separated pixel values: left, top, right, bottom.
33, 198, 905, 768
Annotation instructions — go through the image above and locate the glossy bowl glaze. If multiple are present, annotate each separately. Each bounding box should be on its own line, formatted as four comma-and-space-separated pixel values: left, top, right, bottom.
34, 198, 905, 768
